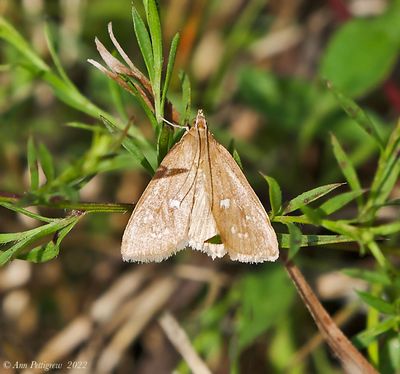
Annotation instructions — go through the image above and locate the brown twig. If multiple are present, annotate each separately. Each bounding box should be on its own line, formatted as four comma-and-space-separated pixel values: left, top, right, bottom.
284, 258, 378, 374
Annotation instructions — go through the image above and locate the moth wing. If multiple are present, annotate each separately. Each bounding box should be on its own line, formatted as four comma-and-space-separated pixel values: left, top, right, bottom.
207, 133, 279, 263
121, 130, 198, 262
186, 167, 226, 259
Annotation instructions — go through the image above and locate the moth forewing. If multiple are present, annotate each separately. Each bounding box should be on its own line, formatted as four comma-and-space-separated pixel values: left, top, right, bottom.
121, 127, 199, 262
207, 131, 279, 262
121, 110, 279, 263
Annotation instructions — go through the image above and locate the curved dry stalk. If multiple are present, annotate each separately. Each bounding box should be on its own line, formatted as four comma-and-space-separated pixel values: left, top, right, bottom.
159, 311, 212, 374
284, 259, 378, 374
95, 277, 177, 373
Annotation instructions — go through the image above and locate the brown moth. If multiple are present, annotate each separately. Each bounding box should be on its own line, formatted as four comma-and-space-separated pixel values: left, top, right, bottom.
121, 110, 279, 263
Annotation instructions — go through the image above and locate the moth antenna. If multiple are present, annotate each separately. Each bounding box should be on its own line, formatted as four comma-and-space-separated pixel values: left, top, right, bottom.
161, 117, 189, 132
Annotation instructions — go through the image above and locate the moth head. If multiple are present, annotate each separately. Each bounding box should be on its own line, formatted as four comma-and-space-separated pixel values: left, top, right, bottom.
194, 109, 207, 130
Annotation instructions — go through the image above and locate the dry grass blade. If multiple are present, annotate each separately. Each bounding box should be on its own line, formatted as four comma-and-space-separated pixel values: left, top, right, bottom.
159, 311, 212, 374
22, 316, 93, 374
91, 38, 154, 110
95, 277, 177, 373
90, 266, 151, 323
107, 22, 153, 95
284, 260, 378, 374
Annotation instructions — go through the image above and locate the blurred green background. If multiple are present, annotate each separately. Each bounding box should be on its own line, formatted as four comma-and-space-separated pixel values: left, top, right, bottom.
0, 0, 399, 373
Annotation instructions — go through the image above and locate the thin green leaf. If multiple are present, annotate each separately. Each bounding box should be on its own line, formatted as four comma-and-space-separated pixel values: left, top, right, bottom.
38, 143, 55, 183
46, 201, 132, 213
122, 76, 158, 129
0, 17, 49, 72
0, 202, 54, 223
370, 221, 400, 235
161, 32, 180, 111
322, 219, 362, 240
342, 268, 392, 286
1, 17, 108, 121
44, 23, 75, 89
367, 120, 400, 212
331, 134, 363, 206
0, 232, 26, 244
261, 173, 282, 218
205, 234, 222, 244
228, 139, 243, 170
326, 80, 384, 148
101, 116, 155, 174
20, 218, 80, 263
318, 190, 365, 216
353, 317, 398, 348
357, 291, 396, 315
367, 240, 390, 270
132, 7, 154, 83
277, 233, 354, 248
65, 122, 107, 133
157, 124, 173, 164
300, 205, 322, 225
145, 0, 163, 120
108, 78, 128, 122
286, 223, 302, 260
180, 71, 191, 126
283, 183, 344, 215
0, 219, 64, 246
0, 217, 76, 266
27, 137, 39, 190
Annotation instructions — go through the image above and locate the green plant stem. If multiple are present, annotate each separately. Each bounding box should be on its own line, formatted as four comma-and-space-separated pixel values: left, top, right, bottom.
0, 195, 132, 214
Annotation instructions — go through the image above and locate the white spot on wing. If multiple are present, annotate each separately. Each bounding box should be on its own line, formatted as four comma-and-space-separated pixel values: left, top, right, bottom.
220, 198, 230, 209
169, 199, 181, 209
238, 232, 249, 239
231, 226, 237, 234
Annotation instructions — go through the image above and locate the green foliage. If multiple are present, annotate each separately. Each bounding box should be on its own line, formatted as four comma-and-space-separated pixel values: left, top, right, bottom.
261, 173, 282, 218
320, 0, 400, 97
282, 183, 344, 215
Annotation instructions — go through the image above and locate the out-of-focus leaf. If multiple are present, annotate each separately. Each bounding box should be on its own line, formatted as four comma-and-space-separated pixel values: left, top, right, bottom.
366, 120, 400, 214
331, 134, 364, 205
320, 15, 400, 98
322, 220, 361, 240
357, 291, 396, 315
27, 137, 39, 190
157, 124, 173, 164
101, 116, 155, 174
370, 221, 400, 236
342, 268, 392, 286
236, 265, 295, 350
353, 317, 398, 348
300, 205, 322, 225
38, 143, 55, 183
180, 71, 191, 126
318, 190, 365, 216
0, 17, 49, 72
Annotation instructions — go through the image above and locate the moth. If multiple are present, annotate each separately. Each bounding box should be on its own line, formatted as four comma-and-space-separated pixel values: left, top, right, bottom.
121, 110, 279, 263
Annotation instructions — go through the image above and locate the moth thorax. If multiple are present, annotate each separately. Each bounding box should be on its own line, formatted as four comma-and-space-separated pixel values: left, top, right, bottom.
195, 109, 207, 130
